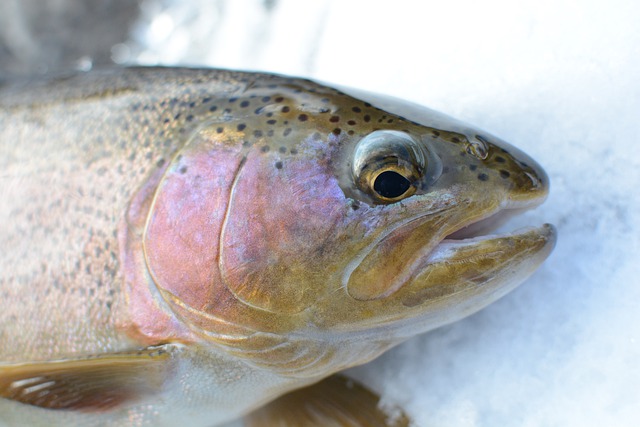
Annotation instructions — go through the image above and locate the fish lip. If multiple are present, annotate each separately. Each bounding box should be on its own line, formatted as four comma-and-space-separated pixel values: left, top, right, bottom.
442, 189, 550, 242
414, 191, 554, 269
405, 193, 554, 283
418, 221, 558, 287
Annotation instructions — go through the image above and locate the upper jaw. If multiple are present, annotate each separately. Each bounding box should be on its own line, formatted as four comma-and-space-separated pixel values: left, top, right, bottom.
444, 199, 545, 242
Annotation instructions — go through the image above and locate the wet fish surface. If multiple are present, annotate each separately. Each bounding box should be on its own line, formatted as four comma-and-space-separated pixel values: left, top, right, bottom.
0, 67, 556, 426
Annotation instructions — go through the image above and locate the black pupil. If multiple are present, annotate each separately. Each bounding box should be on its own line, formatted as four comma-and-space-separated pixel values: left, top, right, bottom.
373, 171, 411, 199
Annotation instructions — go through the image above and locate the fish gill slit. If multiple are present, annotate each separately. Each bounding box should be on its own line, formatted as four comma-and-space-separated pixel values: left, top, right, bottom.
218, 154, 247, 278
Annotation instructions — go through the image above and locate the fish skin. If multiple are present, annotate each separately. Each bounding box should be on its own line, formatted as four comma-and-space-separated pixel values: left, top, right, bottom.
0, 67, 555, 426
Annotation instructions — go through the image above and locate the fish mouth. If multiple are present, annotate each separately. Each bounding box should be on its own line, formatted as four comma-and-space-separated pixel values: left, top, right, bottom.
395, 194, 557, 309
336, 197, 556, 334
345, 194, 556, 304
430, 194, 556, 268
441, 189, 552, 243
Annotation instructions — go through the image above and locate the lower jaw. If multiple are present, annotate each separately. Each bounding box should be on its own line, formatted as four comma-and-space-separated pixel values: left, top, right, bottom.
423, 224, 557, 268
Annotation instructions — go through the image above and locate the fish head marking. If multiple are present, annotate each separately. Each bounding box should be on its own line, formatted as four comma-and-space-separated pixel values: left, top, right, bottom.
136, 78, 554, 370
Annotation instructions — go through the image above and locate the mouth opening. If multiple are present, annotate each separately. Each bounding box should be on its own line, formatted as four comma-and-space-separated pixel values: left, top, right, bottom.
442, 187, 551, 243
444, 208, 529, 241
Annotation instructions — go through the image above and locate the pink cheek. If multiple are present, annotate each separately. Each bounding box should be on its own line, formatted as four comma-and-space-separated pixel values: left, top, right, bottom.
143, 149, 243, 311
219, 153, 347, 311
141, 141, 350, 316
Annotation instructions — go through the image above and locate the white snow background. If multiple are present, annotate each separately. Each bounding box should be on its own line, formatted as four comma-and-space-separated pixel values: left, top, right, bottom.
117, 0, 640, 425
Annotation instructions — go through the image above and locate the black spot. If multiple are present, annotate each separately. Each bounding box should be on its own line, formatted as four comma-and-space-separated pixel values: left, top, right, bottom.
351, 200, 361, 210
217, 127, 223, 133
279, 146, 287, 153
156, 158, 166, 168
500, 170, 511, 179
174, 113, 181, 120
229, 97, 238, 103
332, 128, 342, 135
266, 112, 274, 117
209, 105, 218, 112
348, 130, 355, 135
261, 145, 270, 152
330, 116, 340, 123
364, 102, 372, 107
495, 156, 506, 163
254, 107, 263, 115
364, 115, 371, 122
275, 96, 284, 102
163, 118, 170, 124
282, 106, 290, 113
478, 173, 489, 181
298, 114, 308, 121
262, 96, 271, 102
267, 119, 277, 125
186, 115, 194, 122
347, 120, 356, 126
451, 137, 461, 143
237, 124, 247, 131
352, 106, 362, 113
469, 164, 478, 171
254, 130, 263, 137
240, 100, 250, 108
202, 97, 212, 103
432, 130, 440, 137
189, 101, 196, 108
275, 161, 283, 169
179, 166, 188, 174
267, 130, 274, 137
284, 128, 292, 137
290, 148, 298, 155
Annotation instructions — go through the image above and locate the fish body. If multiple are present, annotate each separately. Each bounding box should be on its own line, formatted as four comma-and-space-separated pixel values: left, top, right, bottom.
0, 68, 555, 426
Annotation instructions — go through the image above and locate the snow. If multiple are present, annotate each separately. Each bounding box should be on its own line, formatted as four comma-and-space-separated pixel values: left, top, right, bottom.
123, 0, 640, 425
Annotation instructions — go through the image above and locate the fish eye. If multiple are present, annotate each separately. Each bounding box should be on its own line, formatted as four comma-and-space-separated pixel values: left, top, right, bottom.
352, 130, 426, 204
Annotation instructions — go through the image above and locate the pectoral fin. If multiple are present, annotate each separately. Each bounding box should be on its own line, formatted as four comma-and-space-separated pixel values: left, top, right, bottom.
0, 344, 179, 412
244, 374, 409, 427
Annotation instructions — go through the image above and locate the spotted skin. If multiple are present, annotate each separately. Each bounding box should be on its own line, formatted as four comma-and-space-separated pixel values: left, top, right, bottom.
0, 68, 554, 426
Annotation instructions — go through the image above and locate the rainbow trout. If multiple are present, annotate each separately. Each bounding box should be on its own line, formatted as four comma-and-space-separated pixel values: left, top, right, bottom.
0, 68, 555, 426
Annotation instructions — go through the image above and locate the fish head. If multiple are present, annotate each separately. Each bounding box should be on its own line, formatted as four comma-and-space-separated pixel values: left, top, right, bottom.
134, 76, 555, 374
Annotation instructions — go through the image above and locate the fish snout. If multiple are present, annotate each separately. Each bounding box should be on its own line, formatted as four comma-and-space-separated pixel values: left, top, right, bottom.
481, 136, 550, 209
